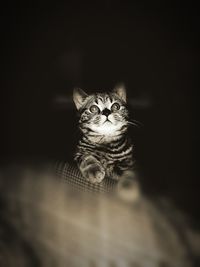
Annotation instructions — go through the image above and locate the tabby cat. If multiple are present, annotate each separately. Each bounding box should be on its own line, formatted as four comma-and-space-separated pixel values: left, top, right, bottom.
73, 85, 135, 185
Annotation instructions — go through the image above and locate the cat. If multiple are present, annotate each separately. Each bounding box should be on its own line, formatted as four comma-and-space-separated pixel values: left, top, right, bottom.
73, 84, 136, 186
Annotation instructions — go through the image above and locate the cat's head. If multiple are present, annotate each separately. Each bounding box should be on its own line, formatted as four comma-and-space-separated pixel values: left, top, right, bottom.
73, 85, 129, 138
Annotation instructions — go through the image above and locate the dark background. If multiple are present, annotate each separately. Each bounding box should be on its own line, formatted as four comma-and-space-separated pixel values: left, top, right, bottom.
1, 2, 198, 222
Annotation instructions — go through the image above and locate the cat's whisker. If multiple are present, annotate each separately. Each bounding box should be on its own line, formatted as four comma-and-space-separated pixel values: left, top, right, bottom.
127, 121, 139, 128
132, 119, 143, 126
128, 120, 143, 128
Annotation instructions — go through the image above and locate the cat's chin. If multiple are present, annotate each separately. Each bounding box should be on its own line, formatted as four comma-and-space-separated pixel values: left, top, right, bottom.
90, 121, 124, 136
103, 120, 112, 126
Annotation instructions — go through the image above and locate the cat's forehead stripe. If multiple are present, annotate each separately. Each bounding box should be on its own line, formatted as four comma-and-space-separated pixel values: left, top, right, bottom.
95, 96, 112, 110
95, 94, 113, 105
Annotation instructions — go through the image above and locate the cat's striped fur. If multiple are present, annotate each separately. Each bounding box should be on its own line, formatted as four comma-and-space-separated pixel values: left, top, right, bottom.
73, 85, 135, 184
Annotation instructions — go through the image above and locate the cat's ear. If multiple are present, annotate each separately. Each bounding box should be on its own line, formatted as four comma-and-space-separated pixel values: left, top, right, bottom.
113, 83, 126, 102
73, 88, 88, 110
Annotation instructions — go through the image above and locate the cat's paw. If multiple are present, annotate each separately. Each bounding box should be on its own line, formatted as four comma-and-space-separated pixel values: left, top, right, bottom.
117, 170, 141, 202
81, 163, 105, 184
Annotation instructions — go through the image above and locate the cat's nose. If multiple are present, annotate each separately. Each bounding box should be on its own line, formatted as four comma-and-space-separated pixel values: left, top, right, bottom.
102, 108, 111, 117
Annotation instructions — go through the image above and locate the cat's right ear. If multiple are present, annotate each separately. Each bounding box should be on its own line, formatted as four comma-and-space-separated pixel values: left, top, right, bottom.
113, 83, 126, 103
73, 88, 88, 110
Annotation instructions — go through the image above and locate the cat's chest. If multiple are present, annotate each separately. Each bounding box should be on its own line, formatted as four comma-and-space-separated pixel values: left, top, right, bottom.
81, 147, 117, 166
96, 150, 124, 170
100, 155, 115, 168
78, 139, 133, 168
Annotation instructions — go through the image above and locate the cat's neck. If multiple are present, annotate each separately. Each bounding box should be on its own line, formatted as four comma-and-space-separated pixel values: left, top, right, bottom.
81, 133, 127, 146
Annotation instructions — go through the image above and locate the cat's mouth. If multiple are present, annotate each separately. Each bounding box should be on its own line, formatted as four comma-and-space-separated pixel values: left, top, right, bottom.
104, 119, 112, 124
90, 120, 124, 135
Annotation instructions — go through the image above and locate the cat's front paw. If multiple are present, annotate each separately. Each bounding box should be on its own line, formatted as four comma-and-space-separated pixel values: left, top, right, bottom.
81, 163, 105, 184
117, 170, 141, 202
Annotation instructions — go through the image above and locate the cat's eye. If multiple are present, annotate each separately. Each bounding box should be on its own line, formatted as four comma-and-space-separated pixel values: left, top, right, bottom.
89, 105, 100, 113
111, 103, 120, 112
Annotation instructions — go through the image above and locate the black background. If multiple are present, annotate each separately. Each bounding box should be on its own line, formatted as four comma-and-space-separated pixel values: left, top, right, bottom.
1, 1, 199, 222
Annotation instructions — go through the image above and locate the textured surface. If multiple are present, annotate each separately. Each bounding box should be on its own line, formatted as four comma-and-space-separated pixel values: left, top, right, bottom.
0, 162, 199, 267
55, 161, 118, 193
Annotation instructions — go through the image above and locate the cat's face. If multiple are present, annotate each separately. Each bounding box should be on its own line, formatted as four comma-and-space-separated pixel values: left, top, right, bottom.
73, 85, 129, 137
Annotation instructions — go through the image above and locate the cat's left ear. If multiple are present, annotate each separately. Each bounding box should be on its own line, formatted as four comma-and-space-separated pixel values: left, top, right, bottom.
113, 83, 126, 102
73, 88, 88, 110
